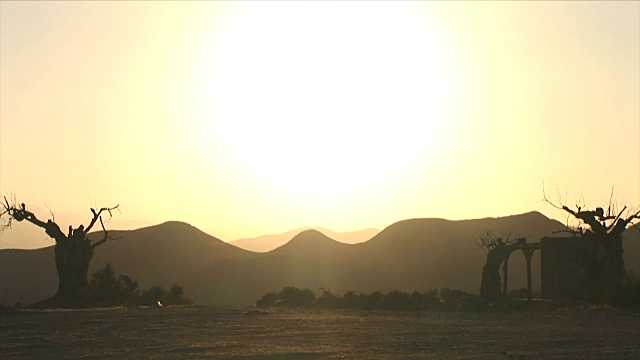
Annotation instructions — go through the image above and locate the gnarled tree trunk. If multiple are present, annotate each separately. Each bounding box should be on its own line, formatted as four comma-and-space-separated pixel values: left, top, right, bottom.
477, 232, 526, 301
558, 205, 637, 302
2, 198, 118, 307
53, 227, 93, 299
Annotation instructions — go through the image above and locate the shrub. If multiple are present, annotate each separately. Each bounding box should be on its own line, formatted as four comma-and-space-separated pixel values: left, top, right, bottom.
365, 291, 384, 310
339, 290, 360, 309
86, 264, 190, 307
316, 289, 338, 308
277, 286, 316, 307
381, 290, 413, 311
86, 263, 138, 307
256, 288, 449, 311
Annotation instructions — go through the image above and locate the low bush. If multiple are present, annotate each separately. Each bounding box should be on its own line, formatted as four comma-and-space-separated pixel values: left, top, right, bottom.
85, 263, 191, 307
255, 287, 482, 312
256, 286, 316, 307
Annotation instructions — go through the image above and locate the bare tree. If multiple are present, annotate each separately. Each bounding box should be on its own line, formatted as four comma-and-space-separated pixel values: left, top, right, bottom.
543, 187, 640, 300
476, 230, 526, 301
1, 196, 118, 307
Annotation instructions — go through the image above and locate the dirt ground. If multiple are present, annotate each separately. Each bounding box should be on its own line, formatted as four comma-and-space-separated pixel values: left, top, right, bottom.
1, 306, 638, 359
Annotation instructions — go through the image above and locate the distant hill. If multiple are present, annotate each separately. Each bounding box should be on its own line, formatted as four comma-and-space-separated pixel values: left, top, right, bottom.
269, 229, 352, 256
0, 221, 255, 305
229, 227, 379, 252
1, 212, 638, 307
186, 211, 571, 305
0, 213, 151, 250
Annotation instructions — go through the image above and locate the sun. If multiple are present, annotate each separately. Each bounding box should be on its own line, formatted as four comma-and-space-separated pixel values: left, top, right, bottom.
202, 2, 455, 202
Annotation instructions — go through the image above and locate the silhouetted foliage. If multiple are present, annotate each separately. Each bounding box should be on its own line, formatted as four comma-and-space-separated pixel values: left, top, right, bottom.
255, 287, 484, 312
316, 288, 338, 308
257, 286, 316, 308
381, 290, 413, 311
416, 289, 440, 310
85, 264, 191, 307
339, 290, 361, 309
139, 286, 167, 306
86, 263, 138, 307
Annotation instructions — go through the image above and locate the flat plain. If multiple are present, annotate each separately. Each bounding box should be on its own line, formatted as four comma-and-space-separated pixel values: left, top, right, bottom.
1, 306, 638, 359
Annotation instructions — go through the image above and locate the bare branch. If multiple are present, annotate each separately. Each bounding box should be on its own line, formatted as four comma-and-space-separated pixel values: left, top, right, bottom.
2, 197, 49, 229
1, 196, 13, 231
89, 205, 121, 249
474, 230, 525, 254
84, 205, 119, 234
614, 206, 628, 223
91, 215, 110, 249
542, 183, 564, 210
45, 203, 55, 223
3, 196, 120, 248
545, 186, 640, 239
609, 209, 640, 238
607, 187, 615, 217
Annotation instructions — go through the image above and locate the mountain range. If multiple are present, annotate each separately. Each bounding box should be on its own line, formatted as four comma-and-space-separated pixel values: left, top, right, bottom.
1, 211, 638, 307
229, 227, 380, 252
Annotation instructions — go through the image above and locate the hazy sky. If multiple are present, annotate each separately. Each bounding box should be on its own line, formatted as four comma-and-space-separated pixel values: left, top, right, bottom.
1, 1, 639, 244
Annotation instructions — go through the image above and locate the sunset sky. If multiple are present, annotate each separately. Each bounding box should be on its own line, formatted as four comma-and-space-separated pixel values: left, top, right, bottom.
1, 1, 638, 247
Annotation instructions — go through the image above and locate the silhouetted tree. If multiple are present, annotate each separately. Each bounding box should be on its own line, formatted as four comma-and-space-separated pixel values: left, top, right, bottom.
544, 189, 640, 302
1, 196, 118, 307
476, 231, 526, 301
87, 263, 139, 307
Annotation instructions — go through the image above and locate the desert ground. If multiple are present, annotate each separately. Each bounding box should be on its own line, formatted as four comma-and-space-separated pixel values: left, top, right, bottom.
1, 306, 638, 359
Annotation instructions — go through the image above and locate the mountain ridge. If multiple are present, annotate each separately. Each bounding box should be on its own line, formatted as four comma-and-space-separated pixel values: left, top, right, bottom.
269, 229, 352, 256
229, 227, 379, 252
1, 211, 638, 307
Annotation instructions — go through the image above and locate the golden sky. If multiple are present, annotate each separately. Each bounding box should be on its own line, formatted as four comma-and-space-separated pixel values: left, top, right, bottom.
1, 1, 639, 244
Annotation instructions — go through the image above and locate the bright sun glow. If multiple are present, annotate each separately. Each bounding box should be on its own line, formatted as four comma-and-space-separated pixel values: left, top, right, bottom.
201, 2, 456, 201
1, 1, 638, 243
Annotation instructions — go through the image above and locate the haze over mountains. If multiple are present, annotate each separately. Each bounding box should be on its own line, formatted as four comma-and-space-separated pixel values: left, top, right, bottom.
1, 212, 638, 307
0, 213, 152, 250
0, 216, 377, 252
229, 227, 380, 252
